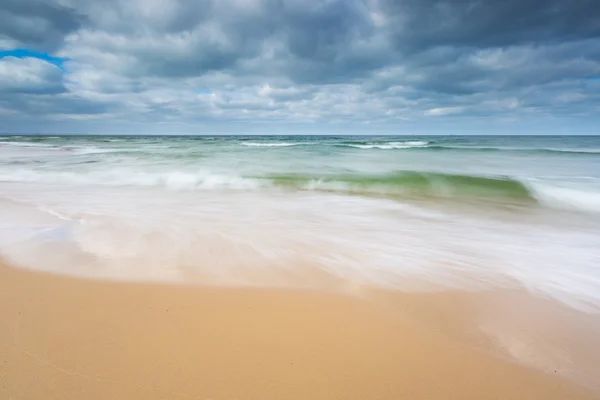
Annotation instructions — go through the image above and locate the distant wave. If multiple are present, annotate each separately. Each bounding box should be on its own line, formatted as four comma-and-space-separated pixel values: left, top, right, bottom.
3, 137, 599, 155
72, 147, 141, 155
241, 142, 310, 147
0, 141, 55, 148
539, 148, 600, 154
241, 140, 600, 154
242, 140, 428, 150
424, 145, 600, 155
0, 141, 165, 155
335, 141, 600, 154
338, 140, 430, 149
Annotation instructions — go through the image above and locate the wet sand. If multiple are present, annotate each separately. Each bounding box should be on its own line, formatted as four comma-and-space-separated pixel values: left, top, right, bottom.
0, 261, 596, 400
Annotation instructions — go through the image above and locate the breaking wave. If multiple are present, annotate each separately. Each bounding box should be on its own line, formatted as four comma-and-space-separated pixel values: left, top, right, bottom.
241, 142, 311, 147
338, 140, 430, 149
2, 167, 600, 214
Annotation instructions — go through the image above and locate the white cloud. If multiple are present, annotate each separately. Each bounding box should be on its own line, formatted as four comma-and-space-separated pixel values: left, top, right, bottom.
0, 56, 64, 93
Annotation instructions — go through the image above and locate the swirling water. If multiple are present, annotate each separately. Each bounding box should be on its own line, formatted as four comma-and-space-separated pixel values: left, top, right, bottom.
1, 135, 600, 304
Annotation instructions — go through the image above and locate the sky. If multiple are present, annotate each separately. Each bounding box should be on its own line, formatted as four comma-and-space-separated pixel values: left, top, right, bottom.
0, 0, 599, 135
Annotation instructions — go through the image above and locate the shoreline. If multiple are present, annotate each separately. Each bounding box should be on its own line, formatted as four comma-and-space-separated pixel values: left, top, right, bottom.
1, 261, 596, 399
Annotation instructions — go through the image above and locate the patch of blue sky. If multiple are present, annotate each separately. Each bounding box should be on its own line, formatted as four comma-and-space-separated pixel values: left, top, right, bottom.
0, 48, 67, 71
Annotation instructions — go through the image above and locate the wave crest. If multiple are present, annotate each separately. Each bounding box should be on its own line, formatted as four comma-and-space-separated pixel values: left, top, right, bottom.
2, 167, 600, 214
267, 171, 534, 201
340, 140, 430, 149
241, 142, 309, 147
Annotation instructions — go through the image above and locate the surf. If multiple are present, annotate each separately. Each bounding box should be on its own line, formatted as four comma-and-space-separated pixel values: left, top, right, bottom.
266, 171, 535, 201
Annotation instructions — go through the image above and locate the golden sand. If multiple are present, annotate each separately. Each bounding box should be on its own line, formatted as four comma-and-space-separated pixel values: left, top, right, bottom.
0, 262, 595, 400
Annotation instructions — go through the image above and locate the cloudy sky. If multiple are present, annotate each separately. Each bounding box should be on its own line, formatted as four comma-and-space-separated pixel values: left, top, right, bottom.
1, 0, 599, 135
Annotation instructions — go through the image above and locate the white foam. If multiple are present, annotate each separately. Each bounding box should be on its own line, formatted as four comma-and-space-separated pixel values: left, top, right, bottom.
2, 183, 600, 314
0, 141, 55, 148
4, 167, 600, 216
542, 148, 600, 154
242, 142, 309, 147
346, 141, 429, 149
72, 147, 140, 155
529, 182, 600, 214
0, 168, 264, 190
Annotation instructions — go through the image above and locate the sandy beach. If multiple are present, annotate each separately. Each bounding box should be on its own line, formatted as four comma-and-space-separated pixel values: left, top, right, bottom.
0, 261, 595, 400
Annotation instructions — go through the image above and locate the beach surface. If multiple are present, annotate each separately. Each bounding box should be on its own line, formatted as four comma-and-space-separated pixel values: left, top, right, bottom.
0, 261, 595, 400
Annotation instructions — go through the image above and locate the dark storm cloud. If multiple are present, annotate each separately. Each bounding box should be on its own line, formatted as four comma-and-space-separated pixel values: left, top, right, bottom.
382, 0, 600, 50
279, 1, 373, 60
0, 0, 599, 132
63, 0, 378, 81
393, 39, 600, 96
0, 0, 86, 51
122, 0, 599, 89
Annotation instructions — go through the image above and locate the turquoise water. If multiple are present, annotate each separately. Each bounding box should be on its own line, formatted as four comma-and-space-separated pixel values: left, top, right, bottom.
1, 135, 600, 211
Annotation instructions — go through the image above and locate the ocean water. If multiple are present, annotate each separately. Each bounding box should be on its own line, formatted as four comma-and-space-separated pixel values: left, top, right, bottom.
1, 135, 600, 304
2, 134, 600, 387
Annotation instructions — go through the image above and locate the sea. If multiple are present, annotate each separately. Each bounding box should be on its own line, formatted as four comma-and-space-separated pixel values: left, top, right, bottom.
1, 134, 600, 387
